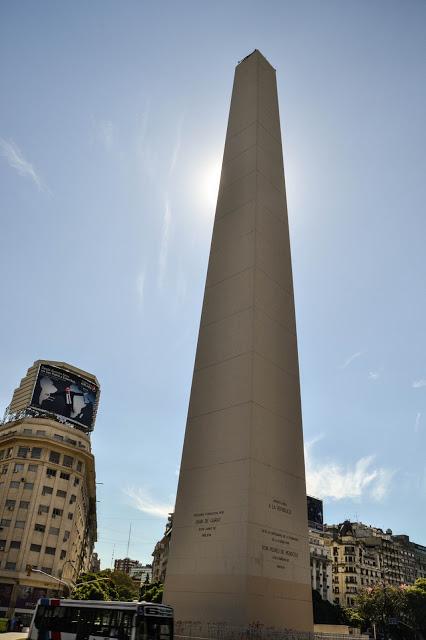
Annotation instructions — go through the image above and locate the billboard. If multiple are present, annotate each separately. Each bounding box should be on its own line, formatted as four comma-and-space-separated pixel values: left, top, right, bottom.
15, 585, 59, 609
30, 363, 99, 432
307, 495, 324, 531
0, 583, 13, 608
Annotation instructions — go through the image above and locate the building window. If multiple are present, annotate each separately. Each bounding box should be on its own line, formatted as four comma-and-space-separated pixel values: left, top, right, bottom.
67, 513, 73, 520
19, 501, 30, 509
0, 450, 4, 460
18, 447, 29, 458
14, 463, 24, 473
63, 456, 74, 469
1, 466, 9, 475
24, 482, 34, 490
60, 550, 66, 559
54, 434, 64, 441
28, 464, 38, 472
6, 448, 13, 458
76, 461, 83, 472
30, 544, 41, 552
52, 508, 63, 517
10, 541, 21, 549
45, 547, 56, 556
49, 527, 60, 536
31, 447, 42, 459
34, 523, 46, 533
63, 530, 70, 541
74, 478, 80, 486
38, 505, 49, 515
60, 472, 70, 481
5, 500, 16, 510
46, 468, 57, 478
5, 562, 16, 571
0, 519, 11, 527
36, 430, 46, 436
49, 451, 60, 464
9, 481, 20, 489
41, 567, 52, 574
56, 490, 67, 499
23, 429, 32, 434
42, 486, 53, 495
69, 495, 76, 504
0, 539, 6, 550
15, 520, 25, 529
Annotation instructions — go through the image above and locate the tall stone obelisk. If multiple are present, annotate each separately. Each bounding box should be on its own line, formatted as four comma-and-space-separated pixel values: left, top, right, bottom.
164, 50, 313, 633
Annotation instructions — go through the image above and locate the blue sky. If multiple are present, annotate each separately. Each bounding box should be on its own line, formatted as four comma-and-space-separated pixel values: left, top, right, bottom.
1, 1, 425, 568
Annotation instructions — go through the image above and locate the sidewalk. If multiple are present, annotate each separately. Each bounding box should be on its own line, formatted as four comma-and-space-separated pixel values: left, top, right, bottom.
1, 633, 28, 640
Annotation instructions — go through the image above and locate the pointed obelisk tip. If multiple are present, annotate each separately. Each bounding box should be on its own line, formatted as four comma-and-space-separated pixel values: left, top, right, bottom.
237, 49, 275, 69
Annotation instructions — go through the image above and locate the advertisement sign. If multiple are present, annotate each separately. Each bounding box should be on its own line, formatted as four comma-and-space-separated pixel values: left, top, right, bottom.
29, 363, 99, 432
15, 585, 59, 610
0, 583, 13, 608
307, 495, 324, 531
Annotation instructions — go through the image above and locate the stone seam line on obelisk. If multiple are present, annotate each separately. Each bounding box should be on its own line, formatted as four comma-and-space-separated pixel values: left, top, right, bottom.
163, 50, 313, 633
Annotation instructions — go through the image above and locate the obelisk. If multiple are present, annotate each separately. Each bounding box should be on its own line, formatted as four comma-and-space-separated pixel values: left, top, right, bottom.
164, 50, 313, 633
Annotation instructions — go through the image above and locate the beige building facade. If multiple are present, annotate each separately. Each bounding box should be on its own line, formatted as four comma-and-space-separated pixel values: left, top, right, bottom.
309, 529, 332, 603
325, 521, 426, 608
0, 360, 99, 623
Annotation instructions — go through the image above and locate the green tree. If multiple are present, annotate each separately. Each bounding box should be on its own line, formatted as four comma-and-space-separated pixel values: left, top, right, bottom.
404, 578, 426, 637
343, 607, 365, 629
312, 589, 347, 625
139, 581, 163, 604
355, 585, 409, 639
109, 571, 139, 601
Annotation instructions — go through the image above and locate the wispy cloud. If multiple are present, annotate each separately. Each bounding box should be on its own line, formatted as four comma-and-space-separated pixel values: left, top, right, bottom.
412, 379, 426, 389
0, 137, 49, 192
168, 115, 185, 177
136, 269, 146, 306
158, 196, 172, 289
415, 412, 422, 433
369, 371, 380, 380
305, 438, 393, 502
124, 487, 174, 518
174, 265, 187, 309
137, 99, 159, 181
340, 351, 363, 369
96, 119, 114, 151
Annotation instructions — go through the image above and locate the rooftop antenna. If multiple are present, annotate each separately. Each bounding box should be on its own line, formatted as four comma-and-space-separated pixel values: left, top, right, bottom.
126, 522, 132, 558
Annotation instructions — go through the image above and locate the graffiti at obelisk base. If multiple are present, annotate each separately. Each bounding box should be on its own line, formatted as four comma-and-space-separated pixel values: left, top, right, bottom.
163, 50, 313, 633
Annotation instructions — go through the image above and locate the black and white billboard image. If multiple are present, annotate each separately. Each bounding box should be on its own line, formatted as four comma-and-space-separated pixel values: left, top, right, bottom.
307, 495, 324, 531
30, 363, 99, 431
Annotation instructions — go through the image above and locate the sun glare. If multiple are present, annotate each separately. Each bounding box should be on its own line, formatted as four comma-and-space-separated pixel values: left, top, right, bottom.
198, 157, 222, 214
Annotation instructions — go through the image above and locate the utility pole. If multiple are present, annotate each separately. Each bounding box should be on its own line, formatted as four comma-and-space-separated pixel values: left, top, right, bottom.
126, 522, 132, 558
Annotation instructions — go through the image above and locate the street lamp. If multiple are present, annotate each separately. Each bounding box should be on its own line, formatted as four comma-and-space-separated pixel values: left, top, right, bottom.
26, 567, 73, 596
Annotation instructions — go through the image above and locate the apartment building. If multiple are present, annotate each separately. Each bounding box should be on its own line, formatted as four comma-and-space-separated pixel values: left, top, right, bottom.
152, 514, 173, 583
325, 520, 426, 608
309, 528, 332, 602
113, 557, 141, 575
0, 360, 99, 624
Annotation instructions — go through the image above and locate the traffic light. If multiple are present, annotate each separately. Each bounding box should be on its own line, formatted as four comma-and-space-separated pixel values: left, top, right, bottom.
26, 564, 32, 576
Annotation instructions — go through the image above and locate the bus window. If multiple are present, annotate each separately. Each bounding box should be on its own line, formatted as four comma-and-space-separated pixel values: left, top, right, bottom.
34, 605, 79, 633
90, 609, 133, 639
137, 620, 172, 640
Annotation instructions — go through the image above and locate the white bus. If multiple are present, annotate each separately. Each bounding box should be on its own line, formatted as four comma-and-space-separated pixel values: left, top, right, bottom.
29, 598, 173, 640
